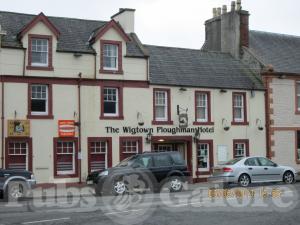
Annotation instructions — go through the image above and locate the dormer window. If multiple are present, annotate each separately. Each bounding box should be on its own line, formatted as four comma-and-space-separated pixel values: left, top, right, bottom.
100, 40, 123, 74
27, 34, 54, 71
31, 38, 48, 66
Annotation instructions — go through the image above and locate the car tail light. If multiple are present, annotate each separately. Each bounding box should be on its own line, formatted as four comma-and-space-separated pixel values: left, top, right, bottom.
223, 167, 233, 172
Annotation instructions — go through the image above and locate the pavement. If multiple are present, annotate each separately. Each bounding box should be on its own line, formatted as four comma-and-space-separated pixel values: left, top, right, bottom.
0, 182, 299, 225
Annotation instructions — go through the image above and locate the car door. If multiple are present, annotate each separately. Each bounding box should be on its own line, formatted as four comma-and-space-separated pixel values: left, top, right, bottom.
133, 155, 156, 187
151, 154, 173, 183
244, 157, 261, 182
257, 157, 283, 181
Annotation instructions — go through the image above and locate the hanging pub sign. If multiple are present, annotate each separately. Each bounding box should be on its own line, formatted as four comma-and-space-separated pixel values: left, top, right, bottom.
7, 120, 30, 137
58, 120, 75, 137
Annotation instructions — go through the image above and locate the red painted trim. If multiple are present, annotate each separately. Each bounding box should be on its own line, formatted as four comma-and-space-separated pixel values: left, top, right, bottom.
27, 34, 54, 71
27, 83, 53, 120
99, 40, 123, 75
100, 84, 124, 120
232, 92, 248, 125
233, 139, 249, 158
87, 137, 112, 173
119, 136, 143, 161
151, 135, 193, 174
18, 12, 60, 38
0, 75, 149, 88
295, 81, 300, 114
93, 20, 130, 43
194, 91, 214, 125
296, 131, 300, 164
152, 88, 173, 125
53, 137, 79, 178
195, 140, 213, 176
5, 137, 33, 172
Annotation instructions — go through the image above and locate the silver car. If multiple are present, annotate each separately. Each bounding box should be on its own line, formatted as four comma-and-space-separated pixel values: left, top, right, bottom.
208, 157, 297, 187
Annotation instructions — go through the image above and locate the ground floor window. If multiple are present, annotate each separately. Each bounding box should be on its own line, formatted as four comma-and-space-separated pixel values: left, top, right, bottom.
54, 138, 78, 177
119, 137, 142, 161
5, 138, 32, 171
88, 137, 112, 172
197, 141, 213, 173
233, 140, 249, 158
297, 131, 300, 161
153, 144, 173, 152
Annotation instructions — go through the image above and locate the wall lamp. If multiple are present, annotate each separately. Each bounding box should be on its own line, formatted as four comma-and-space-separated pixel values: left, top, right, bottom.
222, 118, 230, 131
193, 130, 201, 143
137, 112, 144, 126
256, 119, 264, 131
74, 52, 82, 57
179, 87, 187, 92
146, 131, 152, 144
220, 89, 227, 93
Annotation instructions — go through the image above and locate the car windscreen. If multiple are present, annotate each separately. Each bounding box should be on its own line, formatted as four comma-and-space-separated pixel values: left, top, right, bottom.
117, 156, 137, 167
222, 158, 243, 165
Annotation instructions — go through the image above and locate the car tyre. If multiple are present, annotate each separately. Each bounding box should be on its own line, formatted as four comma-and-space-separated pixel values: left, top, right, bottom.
111, 178, 128, 196
283, 171, 294, 184
238, 174, 251, 187
168, 176, 183, 192
4, 181, 27, 202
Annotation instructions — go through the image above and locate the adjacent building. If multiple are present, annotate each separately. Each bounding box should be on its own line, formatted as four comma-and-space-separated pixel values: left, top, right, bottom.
0, 8, 266, 184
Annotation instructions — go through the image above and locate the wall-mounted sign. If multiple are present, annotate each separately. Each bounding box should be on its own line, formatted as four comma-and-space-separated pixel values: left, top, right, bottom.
178, 113, 188, 128
58, 120, 75, 137
7, 120, 30, 137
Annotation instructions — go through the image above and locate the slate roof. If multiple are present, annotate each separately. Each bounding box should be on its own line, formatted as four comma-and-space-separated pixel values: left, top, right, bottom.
0, 11, 145, 56
145, 45, 264, 90
249, 30, 300, 74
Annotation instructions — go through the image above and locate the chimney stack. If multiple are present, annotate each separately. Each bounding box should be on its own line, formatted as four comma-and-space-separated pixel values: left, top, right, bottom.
217, 7, 222, 16
236, 0, 242, 11
213, 8, 217, 18
231, 1, 236, 11
222, 5, 227, 14
111, 8, 135, 33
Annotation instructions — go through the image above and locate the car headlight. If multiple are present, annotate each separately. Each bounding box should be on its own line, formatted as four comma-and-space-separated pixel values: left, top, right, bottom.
30, 174, 35, 180
99, 170, 108, 176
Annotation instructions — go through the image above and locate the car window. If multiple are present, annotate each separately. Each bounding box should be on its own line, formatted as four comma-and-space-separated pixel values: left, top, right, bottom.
222, 158, 243, 165
153, 154, 172, 167
170, 153, 185, 165
135, 156, 153, 168
244, 158, 260, 166
258, 157, 275, 167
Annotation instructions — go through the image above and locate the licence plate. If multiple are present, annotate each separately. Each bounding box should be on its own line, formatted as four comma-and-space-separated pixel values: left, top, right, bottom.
86, 180, 93, 185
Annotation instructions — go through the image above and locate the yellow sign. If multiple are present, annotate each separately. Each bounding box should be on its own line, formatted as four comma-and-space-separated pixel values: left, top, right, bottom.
7, 120, 30, 137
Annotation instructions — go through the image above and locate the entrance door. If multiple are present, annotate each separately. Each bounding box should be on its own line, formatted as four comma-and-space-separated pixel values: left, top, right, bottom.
5, 138, 32, 171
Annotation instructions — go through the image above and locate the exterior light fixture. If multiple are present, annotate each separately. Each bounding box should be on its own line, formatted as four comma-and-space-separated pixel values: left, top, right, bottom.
250, 89, 255, 98
74, 52, 82, 57
193, 130, 201, 143
137, 112, 144, 126
158, 139, 165, 142
179, 87, 187, 92
220, 89, 227, 93
146, 131, 152, 144
222, 118, 230, 131
256, 119, 264, 131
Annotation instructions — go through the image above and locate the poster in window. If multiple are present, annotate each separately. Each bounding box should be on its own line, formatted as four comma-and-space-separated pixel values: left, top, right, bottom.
7, 120, 30, 137
58, 120, 75, 137
217, 145, 228, 163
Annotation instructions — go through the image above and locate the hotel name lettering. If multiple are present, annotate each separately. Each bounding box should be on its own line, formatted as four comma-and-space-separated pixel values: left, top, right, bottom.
105, 126, 214, 135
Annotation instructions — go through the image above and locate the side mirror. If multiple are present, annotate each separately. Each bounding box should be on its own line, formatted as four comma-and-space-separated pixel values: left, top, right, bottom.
273, 163, 278, 167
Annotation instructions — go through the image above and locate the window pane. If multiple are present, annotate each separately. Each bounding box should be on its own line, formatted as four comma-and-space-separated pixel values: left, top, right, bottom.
31, 38, 48, 65
155, 106, 165, 118
234, 108, 242, 119
31, 99, 46, 112
235, 143, 245, 157
297, 131, 300, 160
103, 88, 118, 115
104, 102, 116, 114
197, 144, 209, 169
155, 91, 167, 120
103, 44, 118, 69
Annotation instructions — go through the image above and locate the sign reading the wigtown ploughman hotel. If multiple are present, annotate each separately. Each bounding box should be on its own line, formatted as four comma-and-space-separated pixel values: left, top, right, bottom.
7, 120, 30, 137
58, 120, 75, 137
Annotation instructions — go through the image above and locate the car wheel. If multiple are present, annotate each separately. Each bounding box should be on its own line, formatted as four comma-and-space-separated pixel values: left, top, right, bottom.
283, 171, 294, 184
112, 179, 128, 195
238, 174, 251, 187
5, 181, 27, 201
168, 176, 183, 192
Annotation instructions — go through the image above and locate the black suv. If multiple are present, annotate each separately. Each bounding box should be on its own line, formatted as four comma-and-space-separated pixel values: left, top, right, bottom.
0, 168, 36, 201
89, 151, 191, 196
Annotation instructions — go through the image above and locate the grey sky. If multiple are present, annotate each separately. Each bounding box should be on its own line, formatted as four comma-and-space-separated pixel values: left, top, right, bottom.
1, 0, 299, 49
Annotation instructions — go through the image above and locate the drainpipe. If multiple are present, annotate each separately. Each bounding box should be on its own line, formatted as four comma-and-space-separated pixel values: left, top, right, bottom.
1, 81, 4, 168
94, 53, 97, 79
264, 77, 271, 159
77, 73, 82, 183
22, 49, 26, 76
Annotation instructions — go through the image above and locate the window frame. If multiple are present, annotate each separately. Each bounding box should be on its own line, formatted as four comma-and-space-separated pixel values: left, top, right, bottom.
152, 88, 173, 125
103, 87, 119, 117
232, 92, 248, 125
88, 137, 112, 173
295, 81, 300, 114
100, 40, 123, 74
296, 130, 300, 164
194, 91, 213, 125
100, 85, 124, 120
233, 139, 249, 158
196, 140, 213, 175
27, 83, 53, 119
119, 137, 143, 161
53, 137, 78, 178
27, 34, 54, 71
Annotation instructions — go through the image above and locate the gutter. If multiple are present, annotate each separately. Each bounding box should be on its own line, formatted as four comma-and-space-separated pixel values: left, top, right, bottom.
1, 81, 4, 168
77, 73, 82, 183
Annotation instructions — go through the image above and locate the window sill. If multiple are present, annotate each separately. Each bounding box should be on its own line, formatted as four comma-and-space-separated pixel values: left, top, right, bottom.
231, 121, 249, 126
152, 120, 174, 125
26, 65, 54, 71
195, 171, 211, 176
54, 174, 78, 178
100, 115, 124, 120
99, 69, 124, 75
193, 121, 214, 126
27, 114, 54, 119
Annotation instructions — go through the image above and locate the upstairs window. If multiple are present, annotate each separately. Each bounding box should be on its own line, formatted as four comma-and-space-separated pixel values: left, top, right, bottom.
31, 39, 48, 66
103, 88, 118, 116
103, 44, 118, 70
232, 92, 247, 124
296, 82, 300, 113
196, 92, 208, 122
31, 84, 48, 115
154, 90, 167, 121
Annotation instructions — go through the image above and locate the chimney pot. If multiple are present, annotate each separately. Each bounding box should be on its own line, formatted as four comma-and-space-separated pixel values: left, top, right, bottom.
222, 5, 227, 14
213, 8, 217, 18
236, 0, 241, 11
217, 7, 222, 16
231, 1, 236, 11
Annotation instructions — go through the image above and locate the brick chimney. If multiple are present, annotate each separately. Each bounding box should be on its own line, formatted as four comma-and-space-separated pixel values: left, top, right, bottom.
203, 0, 249, 59
111, 8, 135, 34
